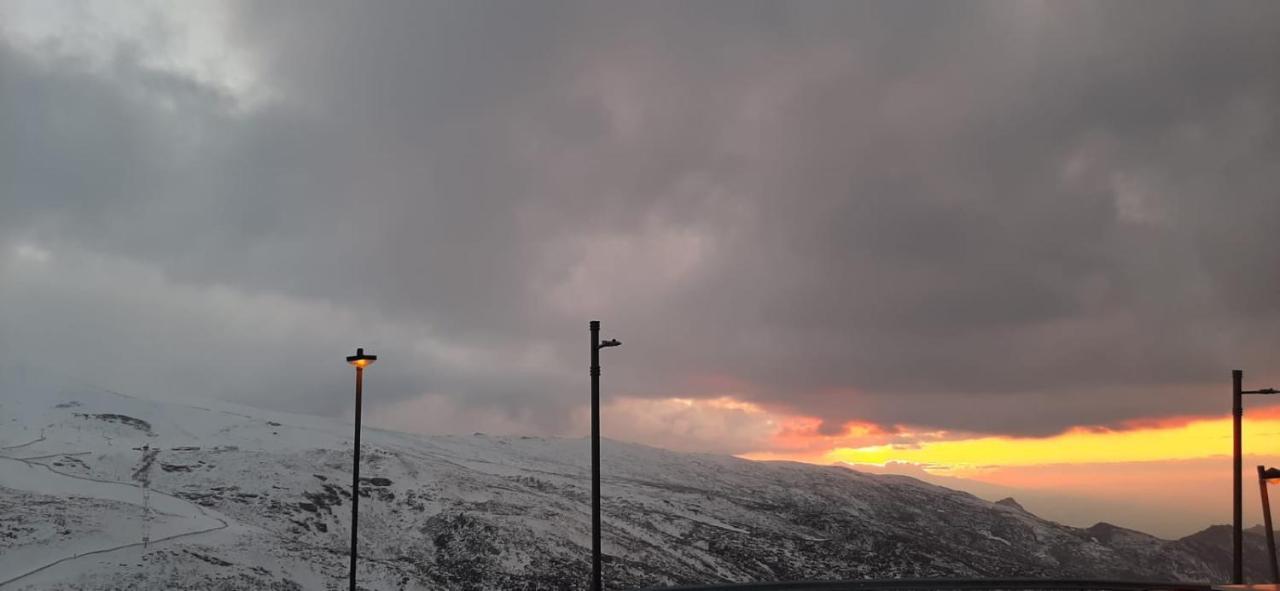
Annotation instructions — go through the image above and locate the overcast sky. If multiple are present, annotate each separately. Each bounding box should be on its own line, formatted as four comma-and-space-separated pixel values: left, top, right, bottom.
3, 0, 1280, 477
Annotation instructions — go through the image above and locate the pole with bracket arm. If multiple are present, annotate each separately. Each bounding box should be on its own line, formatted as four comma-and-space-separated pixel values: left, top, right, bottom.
1234, 369, 1279, 584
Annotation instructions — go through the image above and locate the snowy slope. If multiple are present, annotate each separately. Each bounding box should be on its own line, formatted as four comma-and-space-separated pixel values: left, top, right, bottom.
0, 381, 1244, 590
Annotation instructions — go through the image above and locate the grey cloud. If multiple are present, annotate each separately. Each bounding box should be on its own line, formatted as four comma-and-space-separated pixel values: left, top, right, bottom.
2, 1, 1279, 442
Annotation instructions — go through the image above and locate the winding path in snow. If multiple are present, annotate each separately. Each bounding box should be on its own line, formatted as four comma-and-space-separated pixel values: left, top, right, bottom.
0, 453, 231, 588
0, 435, 45, 451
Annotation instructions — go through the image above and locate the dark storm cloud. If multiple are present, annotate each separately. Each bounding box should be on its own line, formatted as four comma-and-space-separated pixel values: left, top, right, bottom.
2, 1, 1279, 440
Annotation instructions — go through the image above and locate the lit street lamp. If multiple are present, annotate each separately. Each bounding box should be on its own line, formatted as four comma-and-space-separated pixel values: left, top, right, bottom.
1233, 369, 1279, 583
346, 347, 376, 591
1259, 466, 1280, 583
590, 321, 620, 591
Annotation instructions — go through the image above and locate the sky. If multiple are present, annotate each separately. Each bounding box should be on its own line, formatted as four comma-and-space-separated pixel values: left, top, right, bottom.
1, 0, 1279, 538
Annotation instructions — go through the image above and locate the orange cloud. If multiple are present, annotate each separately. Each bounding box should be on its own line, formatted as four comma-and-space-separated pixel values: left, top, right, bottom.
768, 416, 892, 452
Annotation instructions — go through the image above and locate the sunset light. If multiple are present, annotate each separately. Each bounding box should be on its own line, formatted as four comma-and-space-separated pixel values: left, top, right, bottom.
6, 0, 1280, 587
742, 407, 1280, 477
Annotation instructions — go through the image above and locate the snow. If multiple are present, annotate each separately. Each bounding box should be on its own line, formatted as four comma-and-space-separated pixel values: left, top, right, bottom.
0, 377, 1238, 589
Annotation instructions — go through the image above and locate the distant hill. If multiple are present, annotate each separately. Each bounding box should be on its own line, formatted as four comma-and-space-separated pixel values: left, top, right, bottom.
0, 382, 1261, 589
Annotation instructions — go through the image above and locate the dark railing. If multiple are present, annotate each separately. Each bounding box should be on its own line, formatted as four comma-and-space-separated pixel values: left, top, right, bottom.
639, 579, 1214, 591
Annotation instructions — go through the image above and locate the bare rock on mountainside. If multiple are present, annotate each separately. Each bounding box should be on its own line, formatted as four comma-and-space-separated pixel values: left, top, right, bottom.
995, 497, 1028, 513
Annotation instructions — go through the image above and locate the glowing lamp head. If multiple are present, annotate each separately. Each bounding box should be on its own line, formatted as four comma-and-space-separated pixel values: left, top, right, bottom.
346, 347, 377, 369
1262, 467, 1280, 483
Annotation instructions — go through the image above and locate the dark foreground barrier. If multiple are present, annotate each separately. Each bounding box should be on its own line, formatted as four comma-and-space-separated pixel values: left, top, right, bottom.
639, 579, 1214, 591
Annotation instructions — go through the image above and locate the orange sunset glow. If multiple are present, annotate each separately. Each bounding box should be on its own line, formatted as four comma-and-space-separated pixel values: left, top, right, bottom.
746, 407, 1280, 475
601, 394, 1280, 474
689, 398, 1280, 537
598, 393, 1280, 536
6, 1, 1280, 586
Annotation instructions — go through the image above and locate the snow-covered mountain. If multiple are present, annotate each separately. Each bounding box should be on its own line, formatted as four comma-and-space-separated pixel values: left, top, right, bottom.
0, 382, 1256, 590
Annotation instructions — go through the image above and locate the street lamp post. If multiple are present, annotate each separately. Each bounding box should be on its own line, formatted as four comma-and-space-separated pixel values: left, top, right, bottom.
1258, 466, 1280, 583
1234, 369, 1279, 584
346, 347, 377, 591
589, 321, 620, 591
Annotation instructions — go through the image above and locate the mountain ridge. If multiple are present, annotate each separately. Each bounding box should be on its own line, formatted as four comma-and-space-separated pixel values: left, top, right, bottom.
0, 381, 1268, 589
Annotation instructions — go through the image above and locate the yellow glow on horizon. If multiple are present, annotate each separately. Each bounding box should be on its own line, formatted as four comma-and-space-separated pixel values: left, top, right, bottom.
742, 412, 1280, 476
620, 393, 1280, 482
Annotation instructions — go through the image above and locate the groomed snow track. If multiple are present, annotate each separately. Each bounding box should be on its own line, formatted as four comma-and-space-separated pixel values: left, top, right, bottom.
0, 454, 230, 588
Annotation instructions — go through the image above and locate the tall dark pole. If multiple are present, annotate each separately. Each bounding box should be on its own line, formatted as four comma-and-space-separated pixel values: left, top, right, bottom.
1259, 466, 1279, 583
590, 320, 602, 591
1235, 369, 1244, 584
350, 364, 363, 591
345, 347, 375, 591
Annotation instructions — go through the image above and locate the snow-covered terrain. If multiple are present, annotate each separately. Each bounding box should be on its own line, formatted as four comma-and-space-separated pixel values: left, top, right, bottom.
0, 381, 1261, 589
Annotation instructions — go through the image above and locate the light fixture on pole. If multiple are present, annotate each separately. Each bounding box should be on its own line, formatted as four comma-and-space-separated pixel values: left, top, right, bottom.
346, 347, 376, 591
589, 321, 620, 591
1233, 370, 1279, 583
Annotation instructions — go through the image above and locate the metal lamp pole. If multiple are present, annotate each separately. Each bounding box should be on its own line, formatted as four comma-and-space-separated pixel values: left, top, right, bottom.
1234, 369, 1279, 584
1258, 466, 1280, 583
346, 347, 377, 591
590, 321, 620, 591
